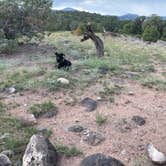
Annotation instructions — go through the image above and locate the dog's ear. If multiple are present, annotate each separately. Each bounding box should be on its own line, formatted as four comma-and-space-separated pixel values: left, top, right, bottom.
55, 52, 59, 55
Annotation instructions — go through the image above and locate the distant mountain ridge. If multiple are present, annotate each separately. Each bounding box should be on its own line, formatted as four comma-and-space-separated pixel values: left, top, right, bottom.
58, 8, 166, 20
62, 7, 77, 12
119, 13, 139, 20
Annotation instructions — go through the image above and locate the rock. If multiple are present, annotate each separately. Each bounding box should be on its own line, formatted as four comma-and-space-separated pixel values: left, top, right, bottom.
0, 154, 12, 166
98, 67, 109, 75
23, 134, 58, 166
83, 130, 105, 146
128, 91, 134, 96
126, 72, 139, 79
57, 78, 69, 85
0, 133, 11, 140
68, 125, 84, 133
19, 114, 37, 126
81, 153, 125, 166
1, 150, 14, 158
81, 98, 97, 112
132, 116, 145, 126
147, 143, 166, 165
104, 52, 109, 56
36, 126, 48, 133
96, 97, 102, 101
6, 87, 16, 94
42, 108, 58, 118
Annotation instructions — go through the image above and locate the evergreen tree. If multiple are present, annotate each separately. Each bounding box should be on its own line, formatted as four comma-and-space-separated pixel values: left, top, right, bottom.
143, 26, 160, 42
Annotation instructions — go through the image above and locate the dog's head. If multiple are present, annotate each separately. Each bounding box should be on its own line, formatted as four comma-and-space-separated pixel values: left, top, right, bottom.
55, 52, 65, 63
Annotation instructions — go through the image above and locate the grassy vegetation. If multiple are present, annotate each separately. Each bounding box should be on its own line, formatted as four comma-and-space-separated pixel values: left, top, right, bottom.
96, 113, 107, 126
99, 81, 122, 102
0, 31, 165, 165
0, 67, 46, 91
0, 113, 38, 164
138, 75, 166, 90
29, 101, 56, 118
0, 100, 53, 164
55, 143, 83, 157
0, 100, 6, 112
0, 32, 165, 93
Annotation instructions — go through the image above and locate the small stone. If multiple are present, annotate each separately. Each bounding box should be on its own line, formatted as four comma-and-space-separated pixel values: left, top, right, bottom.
0, 154, 12, 166
147, 143, 166, 165
96, 97, 102, 101
57, 78, 69, 85
24, 104, 27, 107
81, 98, 97, 112
121, 149, 126, 155
36, 126, 48, 133
1, 150, 14, 157
137, 144, 145, 151
6, 87, 16, 94
132, 116, 146, 126
0, 133, 11, 140
81, 153, 125, 166
42, 108, 58, 118
19, 114, 37, 126
98, 67, 109, 75
128, 91, 134, 95
68, 125, 84, 133
83, 131, 105, 146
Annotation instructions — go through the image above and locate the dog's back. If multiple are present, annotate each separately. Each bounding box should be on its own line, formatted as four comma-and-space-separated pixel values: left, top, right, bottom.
55, 52, 72, 70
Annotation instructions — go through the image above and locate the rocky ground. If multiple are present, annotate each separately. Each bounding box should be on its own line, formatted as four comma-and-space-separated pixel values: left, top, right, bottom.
0, 33, 166, 166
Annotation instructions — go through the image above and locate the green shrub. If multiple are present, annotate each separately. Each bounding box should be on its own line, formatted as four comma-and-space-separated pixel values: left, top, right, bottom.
0, 29, 5, 39
96, 113, 107, 126
122, 22, 136, 34
0, 39, 18, 54
0, 101, 6, 112
142, 26, 160, 42
29, 101, 56, 118
161, 26, 166, 41
55, 144, 83, 157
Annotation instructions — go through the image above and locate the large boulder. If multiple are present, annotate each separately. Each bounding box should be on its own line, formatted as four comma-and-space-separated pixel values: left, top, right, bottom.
22, 134, 58, 166
81, 153, 125, 166
0, 154, 12, 166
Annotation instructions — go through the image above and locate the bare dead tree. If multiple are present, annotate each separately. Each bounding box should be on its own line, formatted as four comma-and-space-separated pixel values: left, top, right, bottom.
81, 23, 104, 57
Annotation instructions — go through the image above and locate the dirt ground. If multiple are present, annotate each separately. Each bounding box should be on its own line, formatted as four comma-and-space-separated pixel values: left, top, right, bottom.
1, 37, 166, 166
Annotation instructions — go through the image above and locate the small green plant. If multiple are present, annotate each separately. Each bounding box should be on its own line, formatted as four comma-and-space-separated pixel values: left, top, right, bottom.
99, 82, 121, 102
139, 76, 166, 90
5, 137, 25, 151
29, 101, 56, 118
0, 101, 5, 112
0, 39, 18, 54
96, 113, 107, 126
55, 144, 83, 157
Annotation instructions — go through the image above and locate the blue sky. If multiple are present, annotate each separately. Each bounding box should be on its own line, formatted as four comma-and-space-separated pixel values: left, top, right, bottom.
52, 0, 166, 16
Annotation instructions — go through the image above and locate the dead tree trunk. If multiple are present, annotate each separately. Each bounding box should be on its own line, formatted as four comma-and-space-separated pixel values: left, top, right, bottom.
81, 24, 104, 57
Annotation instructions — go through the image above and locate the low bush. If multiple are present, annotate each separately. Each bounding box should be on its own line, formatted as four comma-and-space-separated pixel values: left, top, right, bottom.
0, 39, 18, 54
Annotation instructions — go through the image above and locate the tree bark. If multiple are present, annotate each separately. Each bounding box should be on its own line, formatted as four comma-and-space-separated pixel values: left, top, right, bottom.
81, 24, 104, 57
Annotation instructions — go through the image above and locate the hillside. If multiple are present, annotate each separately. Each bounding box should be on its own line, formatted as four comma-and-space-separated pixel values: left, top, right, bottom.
0, 32, 166, 165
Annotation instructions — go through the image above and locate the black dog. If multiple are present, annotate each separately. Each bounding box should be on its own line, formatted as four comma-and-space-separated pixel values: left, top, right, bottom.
55, 52, 72, 70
